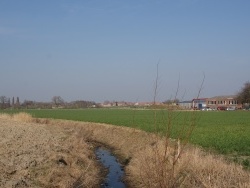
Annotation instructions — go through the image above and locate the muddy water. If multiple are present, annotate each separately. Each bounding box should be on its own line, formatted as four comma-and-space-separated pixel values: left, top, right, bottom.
95, 147, 126, 188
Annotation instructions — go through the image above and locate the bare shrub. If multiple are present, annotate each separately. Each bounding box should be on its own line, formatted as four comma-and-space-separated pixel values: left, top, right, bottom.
131, 66, 204, 187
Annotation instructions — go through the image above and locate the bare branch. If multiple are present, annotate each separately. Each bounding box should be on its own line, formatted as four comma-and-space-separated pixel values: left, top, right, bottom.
153, 60, 160, 105
174, 73, 180, 101
196, 72, 205, 99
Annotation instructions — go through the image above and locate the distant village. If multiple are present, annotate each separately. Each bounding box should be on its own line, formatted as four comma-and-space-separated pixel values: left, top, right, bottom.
1, 94, 248, 111
101, 95, 245, 110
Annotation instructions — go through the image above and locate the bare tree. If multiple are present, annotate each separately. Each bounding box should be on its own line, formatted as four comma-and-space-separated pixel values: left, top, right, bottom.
12, 97, 15, 107
23, 100, 35, 109
16, 97, 20, 108
7, 98, 10, 108
153, 60, 160, 105
237, 81, 250, 106
0, 96, 9, 109
163, 99, 180, 105
52, 96, 64, 107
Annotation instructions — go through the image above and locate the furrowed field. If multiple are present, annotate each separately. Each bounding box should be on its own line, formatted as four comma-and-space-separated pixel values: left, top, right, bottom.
2, 108, 250, 167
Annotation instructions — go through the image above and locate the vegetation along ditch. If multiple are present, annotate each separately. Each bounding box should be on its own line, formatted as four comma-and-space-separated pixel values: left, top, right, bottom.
4, 109, 250, 162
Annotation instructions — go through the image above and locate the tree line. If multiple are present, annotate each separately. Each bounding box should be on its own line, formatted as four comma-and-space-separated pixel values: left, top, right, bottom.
0, 96, 97, 109
0, 96, 20, 109
1, 81, 249, 110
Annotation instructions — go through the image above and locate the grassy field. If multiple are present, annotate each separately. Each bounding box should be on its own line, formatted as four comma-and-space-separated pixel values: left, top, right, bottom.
1, 109, 250, 165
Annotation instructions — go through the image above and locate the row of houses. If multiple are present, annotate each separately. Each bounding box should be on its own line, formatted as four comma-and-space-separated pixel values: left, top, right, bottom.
178, 95, 242, 110
100, 101, 163, 107
100, 95, 243, 110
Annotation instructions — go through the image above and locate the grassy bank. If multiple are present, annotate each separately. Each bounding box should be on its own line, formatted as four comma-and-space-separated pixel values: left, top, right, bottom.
1, 112, 250, 187
2, 109, 250, 158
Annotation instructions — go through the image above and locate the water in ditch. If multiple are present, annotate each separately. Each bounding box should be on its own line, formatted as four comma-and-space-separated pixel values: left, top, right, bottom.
95, 147, 126, 188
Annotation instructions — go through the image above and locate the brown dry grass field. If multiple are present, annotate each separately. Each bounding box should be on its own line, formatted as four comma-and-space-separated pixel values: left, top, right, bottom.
0, 113, 250, 188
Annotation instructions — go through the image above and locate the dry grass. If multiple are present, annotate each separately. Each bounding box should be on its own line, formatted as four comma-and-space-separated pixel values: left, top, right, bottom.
0, 113, 100, 188
45, 117, 250, 188
0, 112, 33, 122
129, 143, 250, 187
12, 112, 33, 122
0, 113, 12, 120
2, 113, 250, 187
34, 135, 99, 188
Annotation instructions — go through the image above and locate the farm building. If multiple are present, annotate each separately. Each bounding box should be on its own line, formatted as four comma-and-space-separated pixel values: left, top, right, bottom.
179, 95, 243, 110
178, 101, 192, 109
206, 95, 242, 110
192, 98, 207, 110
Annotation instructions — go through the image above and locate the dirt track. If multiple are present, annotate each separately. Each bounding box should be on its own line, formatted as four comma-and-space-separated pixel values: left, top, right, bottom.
0, 118, 99, 188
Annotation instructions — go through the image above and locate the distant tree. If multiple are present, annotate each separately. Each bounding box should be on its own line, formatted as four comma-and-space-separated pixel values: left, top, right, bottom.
66, 100, 96, 109
23, 100, 35, 109
12, 97, 15, 107
237, 81, 250, 105
16, 97, 20, 108
0, 96, 8, 109
0, 96, 7, 103
163, 99, 180, 105
52, 96, 64, 107
103, 100, 110, 105
7, 98, 11, 108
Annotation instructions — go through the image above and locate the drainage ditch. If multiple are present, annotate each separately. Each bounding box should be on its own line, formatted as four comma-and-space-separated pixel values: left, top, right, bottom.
95, 147, 126, 188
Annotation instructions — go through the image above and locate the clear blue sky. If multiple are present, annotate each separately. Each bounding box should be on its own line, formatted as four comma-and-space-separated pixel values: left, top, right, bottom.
1, 0, 249, 103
